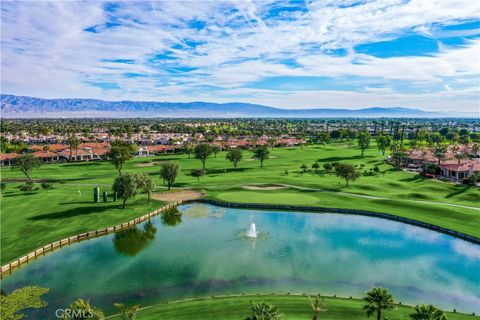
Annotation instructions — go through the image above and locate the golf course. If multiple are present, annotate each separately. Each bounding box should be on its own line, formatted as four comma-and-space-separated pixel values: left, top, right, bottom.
1, 142, 479, 265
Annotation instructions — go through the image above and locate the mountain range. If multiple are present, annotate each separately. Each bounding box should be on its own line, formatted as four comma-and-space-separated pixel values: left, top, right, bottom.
1, 94, 477, 118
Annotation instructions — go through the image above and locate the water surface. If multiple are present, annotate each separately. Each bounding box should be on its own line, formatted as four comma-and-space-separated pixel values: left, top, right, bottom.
2, 203, 479, 317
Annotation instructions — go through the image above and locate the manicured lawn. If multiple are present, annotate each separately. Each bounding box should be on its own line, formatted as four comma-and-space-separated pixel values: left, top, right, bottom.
110, 295, 475, 320
0, 184, 162, 264
1, 143, 479, 263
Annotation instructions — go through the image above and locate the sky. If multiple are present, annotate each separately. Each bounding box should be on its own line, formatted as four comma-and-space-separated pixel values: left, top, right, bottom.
1, 0, 480, 112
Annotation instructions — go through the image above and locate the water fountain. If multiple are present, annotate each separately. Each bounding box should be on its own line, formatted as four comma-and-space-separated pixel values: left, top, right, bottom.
246, 223, 258, 238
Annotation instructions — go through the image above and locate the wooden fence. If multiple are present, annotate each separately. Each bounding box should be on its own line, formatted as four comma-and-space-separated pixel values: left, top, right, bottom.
0, 201, 183, 278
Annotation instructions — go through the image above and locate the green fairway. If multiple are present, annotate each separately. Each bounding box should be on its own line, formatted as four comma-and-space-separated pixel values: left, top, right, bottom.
110, 295, 474, 320
0, 184, 162, 264
1, 143, 479, 264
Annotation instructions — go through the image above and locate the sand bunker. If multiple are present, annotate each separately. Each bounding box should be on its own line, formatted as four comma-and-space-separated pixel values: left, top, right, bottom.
152, 190, 204, 202
242, 184, 287, 190
136, 162, 159, 167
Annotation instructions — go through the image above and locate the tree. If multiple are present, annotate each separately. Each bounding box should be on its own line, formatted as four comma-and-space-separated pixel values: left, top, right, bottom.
63, 299, 105, 320
137, 173, 154, 204
472, 143, 479, 157
253, 146, 270, 168
308, 296, 327, 320
212, 145, 221, 157
410, 304, 447, 320
335, 163, 360, 187
194, 144, 213, 169
1, 182, 6, 191
312, 162, 320, 173
183, 142, 194, 158
357, 131, 371, 156
159, 162, 180, 190
323, 163, 333, 174
114, 303, 140, 320
112, 173, 140, 208
226, 149, 243, 168
67, 135, 80, 160
376, 134, 391, 156
245, 302, 282, 320
190, 168, 205, 182
0, 286, 49, 320
454, 152, 466, 164
391, 150, 407, 168
11, 154, 42, 181
362, 287, 396, 320
301, 164, 308, 173
108, 146, 133, 176
434, 146, 447, 166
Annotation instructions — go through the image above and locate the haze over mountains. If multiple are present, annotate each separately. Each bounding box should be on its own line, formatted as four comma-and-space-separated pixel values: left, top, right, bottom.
1, 95, 477, 118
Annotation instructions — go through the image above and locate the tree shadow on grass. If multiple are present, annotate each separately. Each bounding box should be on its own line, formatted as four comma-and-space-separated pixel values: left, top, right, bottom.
319, 155, 374, 162
60, 162, 103, 167
206, 167, 253, 174
28, 204, 121, 220
399, 175, 427, 183
445, 185, 471, 199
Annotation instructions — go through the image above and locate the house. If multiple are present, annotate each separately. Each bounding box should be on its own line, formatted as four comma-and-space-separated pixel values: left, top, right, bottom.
0, 153, 19, 166
440, 161, 480, 181
32, 151, 61, 163
137, 146, 150, 157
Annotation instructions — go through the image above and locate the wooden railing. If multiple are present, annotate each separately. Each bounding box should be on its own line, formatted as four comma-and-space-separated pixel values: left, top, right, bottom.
0, 201, 182, 278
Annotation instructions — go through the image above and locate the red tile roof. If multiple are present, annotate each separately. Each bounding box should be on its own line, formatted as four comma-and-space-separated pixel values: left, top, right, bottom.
0, 153, 19, 161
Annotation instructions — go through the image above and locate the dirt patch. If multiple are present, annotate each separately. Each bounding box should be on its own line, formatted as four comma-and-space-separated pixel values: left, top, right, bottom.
152, 190, 204, 202
242, 184, 287, 190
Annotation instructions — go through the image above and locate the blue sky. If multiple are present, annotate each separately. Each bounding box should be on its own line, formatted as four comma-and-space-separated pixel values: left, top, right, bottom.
1, 0, 479, 112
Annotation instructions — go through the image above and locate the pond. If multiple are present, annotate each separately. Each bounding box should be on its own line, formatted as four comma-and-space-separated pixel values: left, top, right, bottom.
2, 203, 479, 317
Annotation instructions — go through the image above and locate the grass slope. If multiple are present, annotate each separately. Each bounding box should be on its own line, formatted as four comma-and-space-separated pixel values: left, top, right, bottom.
0, 184, 162, 264
111, 295, 475, 320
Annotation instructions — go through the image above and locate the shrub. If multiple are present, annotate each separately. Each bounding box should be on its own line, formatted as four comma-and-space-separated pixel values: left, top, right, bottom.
41, 182, 53, 191
20, 181, 37, 192
1, 182, 6, 191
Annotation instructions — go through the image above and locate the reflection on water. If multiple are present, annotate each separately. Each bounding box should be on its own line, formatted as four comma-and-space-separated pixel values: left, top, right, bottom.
2, 203, 479, 317
113, 220, 157, 256
161, 208, 182, 226
182, 203, 225, 219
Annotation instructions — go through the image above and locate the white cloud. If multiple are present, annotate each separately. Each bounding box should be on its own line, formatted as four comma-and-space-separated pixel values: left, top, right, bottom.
1, 0, 480, 112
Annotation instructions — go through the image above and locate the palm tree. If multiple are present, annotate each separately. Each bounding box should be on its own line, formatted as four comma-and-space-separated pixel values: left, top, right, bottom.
362, 287, 396, 320
63, 299, 105, 320
114, 303, 140, 320
245, 302, 282, 320
308, 295, 327, 320
410, 304, 447, 320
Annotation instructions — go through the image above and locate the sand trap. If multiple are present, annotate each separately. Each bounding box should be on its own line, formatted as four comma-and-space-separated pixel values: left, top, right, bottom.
152, 190, 204, 202
242, 184, 287, 190
136, 161, 163, 167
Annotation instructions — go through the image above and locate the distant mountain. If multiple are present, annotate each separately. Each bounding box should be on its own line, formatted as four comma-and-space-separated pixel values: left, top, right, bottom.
0, 94, 475, 118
